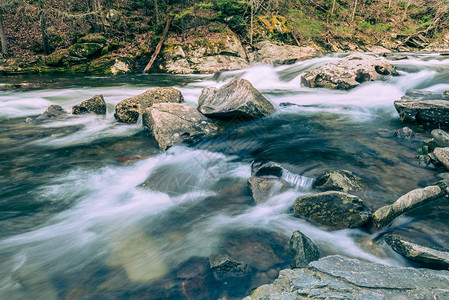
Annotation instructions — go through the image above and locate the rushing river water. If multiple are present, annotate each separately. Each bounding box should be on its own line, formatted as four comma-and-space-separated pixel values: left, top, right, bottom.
1, 53, 449, 299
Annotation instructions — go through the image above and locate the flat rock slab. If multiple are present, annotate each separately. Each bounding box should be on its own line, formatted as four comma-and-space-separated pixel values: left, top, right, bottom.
385, 234, 449, 269
198, 79, 275, 119
249, 41, 321, 65
143, 103, 217, 150
293, 191, 369, 229
244, 255, 449, 299
394, 89, 449, 126
434, 147, 449, 171
432, 129, 449, 147
301, 53, 398, 90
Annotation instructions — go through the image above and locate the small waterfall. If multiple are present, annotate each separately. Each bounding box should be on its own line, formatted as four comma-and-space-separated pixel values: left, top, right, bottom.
281, 169, 314, 192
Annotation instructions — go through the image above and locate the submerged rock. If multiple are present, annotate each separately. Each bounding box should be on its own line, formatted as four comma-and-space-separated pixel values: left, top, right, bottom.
72, 95, 106, 115
244, 255, 449, 299
209, 254, 252, 281
385, 234, 449, 270
247, 176, 291, 203
198, 79, 275, 119
293, 191, 370, 229
35, 104, 68, 121
301, 53, 398, 90
143, 103, 218, 150
393, 126, 416, 140
394, 89, 449, 126
432, 129, 449, 147
313, 169, 364, 193
287, 231, 320, 268
115, 87, 184, 123
371, 185, 444, 230
248, 41, 321, 65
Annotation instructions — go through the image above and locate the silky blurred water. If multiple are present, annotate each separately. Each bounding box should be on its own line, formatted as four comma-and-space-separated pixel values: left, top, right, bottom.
0, 52, 448, 299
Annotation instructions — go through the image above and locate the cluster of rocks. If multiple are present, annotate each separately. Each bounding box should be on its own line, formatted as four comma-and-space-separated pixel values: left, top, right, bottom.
29, 78, 276, 151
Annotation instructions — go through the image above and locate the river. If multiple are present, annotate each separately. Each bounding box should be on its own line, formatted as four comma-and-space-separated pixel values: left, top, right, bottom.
0, 52, 448, 299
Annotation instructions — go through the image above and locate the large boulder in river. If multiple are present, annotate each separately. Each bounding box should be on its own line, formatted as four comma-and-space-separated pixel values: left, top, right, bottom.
434, 147, 449, 171
35, 105, 67, 121
198, 79, 275, 119
115, 87, 184, 123
371, 185, 444, 230
301, 53, 398, 90
293, 191, 370, 229
248, 41, 321, 65
247, 176, 291, 203
394, 89, 449, 126
385, 234, 449, 270
72, 95, 106, 115
244, 255, 449, 300
142, 103, 218, 150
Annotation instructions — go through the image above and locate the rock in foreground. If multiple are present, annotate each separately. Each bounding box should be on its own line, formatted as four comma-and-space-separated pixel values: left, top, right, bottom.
72, 95, 106, 115
198, 79, 275, 119
293, 191, 369, 229
301, 53, 398, 90
385, 234, 449, 270
244, 255, 449, 299
115, 87, 184, 123
288, 231, 320, 268
394, 89, 449, 126
143, 103, 217, 150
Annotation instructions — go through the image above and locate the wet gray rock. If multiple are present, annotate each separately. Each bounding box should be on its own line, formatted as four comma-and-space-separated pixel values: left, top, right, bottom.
385, 234, 449, 270
115, 87, 184, 123
394, 89, 449, 126
197, 79, 275, 119
35, 105, 68, 121
434, 147, 449, 171
293, 191, 370, 230
247, 177, 291, 203
143, 103, 218, 150
72, 95, 106, 115
371, 185, 444, 230
313, 169, 364, 193
248, 41, 321, 65
209, 254, 252, 281
432, 129, 449, 147
393, 126, 415, 140
244, 255, 449, 300
251, 161, 284, 177
288, 231, 320, 268
301, 53, 398, 90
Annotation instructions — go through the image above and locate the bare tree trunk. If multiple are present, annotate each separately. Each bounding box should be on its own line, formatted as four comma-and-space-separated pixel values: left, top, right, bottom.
143, 17, 171, 73
351, 0, 358, 23
0, 13, 8, 56
154, 0, 159, 23
388, 0, 392, 9
250, 0, 254, 46
40, 10, 50, 54
331, 0, 336, 14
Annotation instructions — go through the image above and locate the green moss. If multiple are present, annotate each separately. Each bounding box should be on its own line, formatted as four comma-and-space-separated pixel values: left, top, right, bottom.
78, 34, 107, 45
68, 43, 103, 58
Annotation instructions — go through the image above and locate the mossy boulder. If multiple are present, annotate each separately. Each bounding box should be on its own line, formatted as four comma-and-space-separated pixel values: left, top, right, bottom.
45, 50, 68, 67
68, 43, 103, 58
89, 55, 135, 75
313, 170, 364, 193
78, 34, 107, 45
293, 191, 370, 229
72, 95, 106, 115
